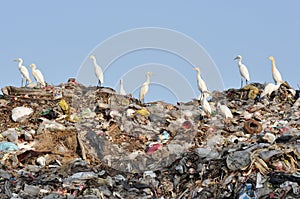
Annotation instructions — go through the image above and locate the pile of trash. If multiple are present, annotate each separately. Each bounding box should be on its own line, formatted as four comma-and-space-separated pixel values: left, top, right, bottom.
0, 79, 300, 198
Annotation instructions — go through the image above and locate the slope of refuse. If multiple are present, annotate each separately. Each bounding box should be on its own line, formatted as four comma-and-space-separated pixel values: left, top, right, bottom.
0, 79, 300, 199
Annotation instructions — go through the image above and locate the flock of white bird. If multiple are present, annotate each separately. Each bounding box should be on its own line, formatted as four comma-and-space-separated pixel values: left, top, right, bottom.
14, 58, 45, 88
15, 54, 291, 119
197, 55, 290, 118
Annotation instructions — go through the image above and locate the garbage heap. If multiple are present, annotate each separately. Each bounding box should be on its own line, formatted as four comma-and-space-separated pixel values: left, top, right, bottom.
0, 79, 300, 199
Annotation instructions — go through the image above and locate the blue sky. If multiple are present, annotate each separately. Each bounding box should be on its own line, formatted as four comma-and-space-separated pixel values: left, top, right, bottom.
1, 1, 299, 103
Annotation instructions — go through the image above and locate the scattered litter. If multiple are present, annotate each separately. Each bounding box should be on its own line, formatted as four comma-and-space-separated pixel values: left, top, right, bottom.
0, 80, 299, 198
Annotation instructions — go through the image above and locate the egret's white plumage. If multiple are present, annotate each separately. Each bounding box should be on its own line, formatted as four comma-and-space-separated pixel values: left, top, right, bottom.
119, 79, 126, 95
260, 83, 281, 98
201, 96, 211, 116
217, 102, 233, 119
234, 55, 250, 88
139, 72, 153, 103
288, 88, 296, 97
89, 55, 104, 87
268, 56, 283, 84
14, 58, 32, 86
193, 67, 209, 100
29, 63, 45, 87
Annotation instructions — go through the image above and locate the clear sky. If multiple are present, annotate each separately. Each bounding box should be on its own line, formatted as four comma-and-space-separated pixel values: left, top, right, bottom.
1, 1, 299, 103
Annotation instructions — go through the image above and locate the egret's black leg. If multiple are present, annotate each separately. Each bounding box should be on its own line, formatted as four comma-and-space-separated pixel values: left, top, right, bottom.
199, 93, 203, 102
99, 80, 101, 87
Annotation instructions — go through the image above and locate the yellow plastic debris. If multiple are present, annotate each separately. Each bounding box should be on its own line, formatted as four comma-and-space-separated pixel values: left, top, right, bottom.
242, 85, 260, 100
58, 99, 69, 115
248, 90, 257, 100
135, 108, 150, 116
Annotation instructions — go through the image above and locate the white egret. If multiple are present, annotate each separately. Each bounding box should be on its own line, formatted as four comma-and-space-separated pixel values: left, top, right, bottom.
89, 55, 104, 87
201, 95, 211, 116
288, 88, 296, 97
217, 102, 233, 119
139, 72, 153, 103
119, 79, 126, 95
234, 55, 250, 88
193, 67, 209, 100
260, 83, 281, 98
13, 58, 32, 86
29, 63, 46, 87
268, 56, 283, 84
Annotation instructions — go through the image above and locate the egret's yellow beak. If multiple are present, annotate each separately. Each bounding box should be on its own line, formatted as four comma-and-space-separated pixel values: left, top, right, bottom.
193, 67, 200, 73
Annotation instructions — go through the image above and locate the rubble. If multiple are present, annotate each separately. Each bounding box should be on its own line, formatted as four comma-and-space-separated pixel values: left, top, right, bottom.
0, 79, 300, 198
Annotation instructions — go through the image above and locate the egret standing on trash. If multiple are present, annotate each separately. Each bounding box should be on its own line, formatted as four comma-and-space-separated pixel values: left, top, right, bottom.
260, 83, 282, 98
89, 55, 104, 87
234, 55, 250, 88
217, 102, 233, 119
29, 63, 46, 87
193, 67, 209, 100
139, 72, 153, 103
201, 95, 211, 116
119, 79, 126, 95
268, 56, 284, 84
14, 58, 32, 87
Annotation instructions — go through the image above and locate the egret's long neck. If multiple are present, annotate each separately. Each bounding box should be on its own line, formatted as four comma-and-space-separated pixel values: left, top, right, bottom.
92, 58, 98, 68
238, 58, 242, 66
197, 71, 201, 79
197, 71, 201, 81
271, 59, 276, 72
18, 60, 23, 68
146, 74, 150, 84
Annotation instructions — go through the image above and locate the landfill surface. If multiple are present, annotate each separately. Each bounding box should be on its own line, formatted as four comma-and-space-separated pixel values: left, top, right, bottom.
0, 79, 300, 199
